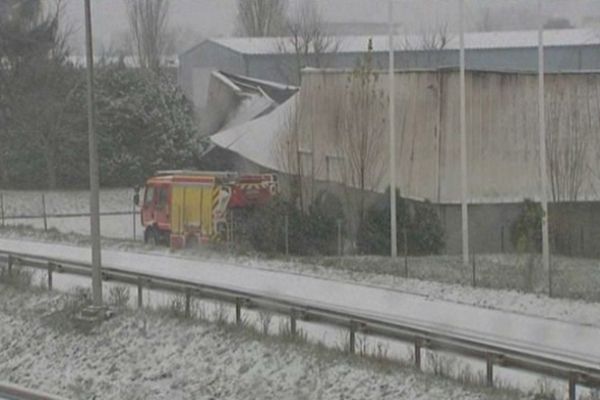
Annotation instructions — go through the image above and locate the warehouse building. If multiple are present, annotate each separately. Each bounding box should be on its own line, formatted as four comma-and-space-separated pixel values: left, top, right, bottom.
208, 67, 600, 256
180, 29, 600, 135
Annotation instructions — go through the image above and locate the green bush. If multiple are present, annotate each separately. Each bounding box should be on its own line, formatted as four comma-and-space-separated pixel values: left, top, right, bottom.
237, 192, 344, 256
510, 199, 543, 252
357, 188, 444, 256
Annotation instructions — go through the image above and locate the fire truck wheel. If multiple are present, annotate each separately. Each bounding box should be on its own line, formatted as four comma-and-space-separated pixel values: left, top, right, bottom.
144, 227, 158, 246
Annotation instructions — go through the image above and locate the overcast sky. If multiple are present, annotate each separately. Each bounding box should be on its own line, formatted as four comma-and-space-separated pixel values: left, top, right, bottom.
61, 0, 597, 55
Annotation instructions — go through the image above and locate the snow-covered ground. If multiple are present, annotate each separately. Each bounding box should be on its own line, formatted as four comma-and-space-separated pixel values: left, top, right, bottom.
1, 237, 598, 373
0, 285, 523, 400
0, 189, 141, 240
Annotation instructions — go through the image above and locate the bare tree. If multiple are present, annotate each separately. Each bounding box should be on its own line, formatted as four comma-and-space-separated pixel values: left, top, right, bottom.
419, 22, 451, 50
277, 0, 340, 85
546, 84, 590, 202
125, 0, 170, 72
276, 96, 312, 210
334, 44, 388, 242
236, 0, 287, 37
401, 22, 452, 51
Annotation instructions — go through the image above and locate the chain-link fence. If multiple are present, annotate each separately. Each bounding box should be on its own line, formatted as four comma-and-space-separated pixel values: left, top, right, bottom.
0, 189, 141, 240
2, 188, 598, 301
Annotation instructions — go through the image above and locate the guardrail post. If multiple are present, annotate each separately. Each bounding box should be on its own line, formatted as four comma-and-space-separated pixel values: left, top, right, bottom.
568, 375, 577, 400
486, 356, 494, 387
235, 298, 242, 325
47, 262, 53, 291
414, 339, 422, 369
349, 324, 356, 354
41, 194, 48, 232
185, 289, 191, 318
290, 310, 297, 336
137, 278, 143, 308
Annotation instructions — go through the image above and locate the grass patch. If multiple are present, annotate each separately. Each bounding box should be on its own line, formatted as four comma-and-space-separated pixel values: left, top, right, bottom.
0, 265, 33, 289
107, 285, 131, 308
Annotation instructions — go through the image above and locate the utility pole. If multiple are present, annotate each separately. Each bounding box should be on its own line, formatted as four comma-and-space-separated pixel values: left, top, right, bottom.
459, 0, 469, 266
84, 0, 103, 307
389, 0, 398, 258
537, 0, 551, 289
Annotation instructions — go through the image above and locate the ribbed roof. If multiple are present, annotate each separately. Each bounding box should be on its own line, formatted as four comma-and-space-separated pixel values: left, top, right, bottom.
204, 29, 599, 56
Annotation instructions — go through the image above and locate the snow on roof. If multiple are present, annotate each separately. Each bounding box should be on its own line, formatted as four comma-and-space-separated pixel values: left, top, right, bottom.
208, 29, 600, 55
210, 95, 296, 171
209, 70, 296, 132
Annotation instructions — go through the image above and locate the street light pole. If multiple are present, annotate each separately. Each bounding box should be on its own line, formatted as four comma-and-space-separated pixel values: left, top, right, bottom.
388, 0, 398, 258
459, 0, 469, 266
84, 0, 103, 307
537, 0, 551, 291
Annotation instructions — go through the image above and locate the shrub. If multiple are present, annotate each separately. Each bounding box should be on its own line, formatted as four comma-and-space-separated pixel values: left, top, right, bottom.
306, 191, 344, 255
237, 192, 344, 256
511, 199, 543, 252
408, 201, 445, 255
357, 188, 444, 255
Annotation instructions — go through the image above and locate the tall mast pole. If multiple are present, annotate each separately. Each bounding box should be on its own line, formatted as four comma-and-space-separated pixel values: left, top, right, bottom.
389, 0, 398, 258
538, 0, 551, 291
84, 0, 103, 306
459, 0, 469, 266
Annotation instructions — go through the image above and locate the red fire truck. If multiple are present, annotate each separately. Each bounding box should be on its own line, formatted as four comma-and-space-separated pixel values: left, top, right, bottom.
137, 171, 277, 249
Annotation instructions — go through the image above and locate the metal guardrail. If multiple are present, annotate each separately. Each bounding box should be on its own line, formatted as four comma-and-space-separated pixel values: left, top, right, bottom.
0, 250, 598, 400
0, 382, 68, 400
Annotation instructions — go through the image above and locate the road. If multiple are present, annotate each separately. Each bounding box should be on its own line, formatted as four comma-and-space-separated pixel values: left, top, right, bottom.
1, 238, 599, 370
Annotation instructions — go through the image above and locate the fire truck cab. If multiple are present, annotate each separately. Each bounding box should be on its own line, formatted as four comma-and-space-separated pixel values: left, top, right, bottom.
139, 170, 277, 249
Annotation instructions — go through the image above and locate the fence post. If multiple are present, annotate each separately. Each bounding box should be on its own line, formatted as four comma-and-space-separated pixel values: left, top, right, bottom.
7, 254, 12, 277
137, 278, 143, 309
337, 219, 342, 257
548, 257, 553, 298
580, 226, 584, 255
500, 226, 504, 252
0, 193, 4, 227
47, 262, 53, 291
284, 215, 289, 256
471, 252, 476, 287
132, 203, 136, 241
41, 194, 47, 232
229, 210, 234, 245
403, 228, 408, 278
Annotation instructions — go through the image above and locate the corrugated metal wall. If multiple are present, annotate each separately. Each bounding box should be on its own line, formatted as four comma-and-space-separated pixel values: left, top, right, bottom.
291, 69, 600, 204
